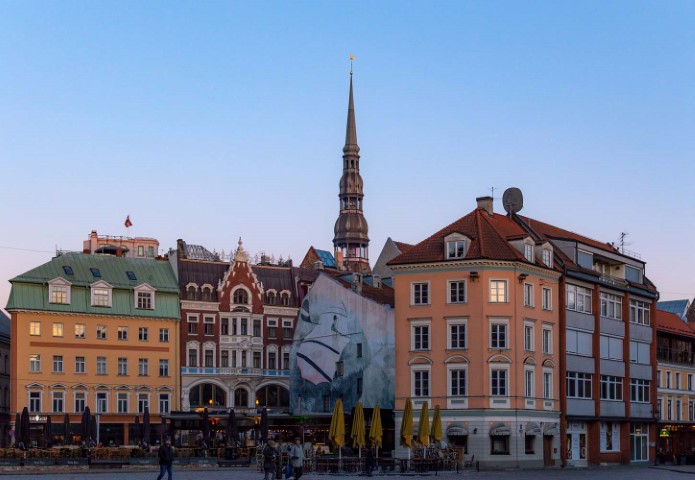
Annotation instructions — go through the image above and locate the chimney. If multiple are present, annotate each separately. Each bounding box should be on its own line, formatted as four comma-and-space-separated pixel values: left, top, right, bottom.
336, 251, 344, 271
476, 196, 494, 215
116, 247, 123, 257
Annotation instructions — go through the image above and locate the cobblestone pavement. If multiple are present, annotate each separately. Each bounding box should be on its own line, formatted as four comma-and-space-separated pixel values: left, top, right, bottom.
0, 465, 691, 480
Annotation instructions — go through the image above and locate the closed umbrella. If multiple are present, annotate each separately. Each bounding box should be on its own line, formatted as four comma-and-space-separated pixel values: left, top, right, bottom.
134, 415, 141, 445
143, 407, 151, 446
431, 405, 442, 444
226, 409, 236, 446
259, 407, 268, 443
14, 413, 21, 447
400, 399, 413, 464
160, 416, 168, 444
82, 406, 91, 443
369, 405, 383, 459
201, 408, 210, 447
417, 402, 430, 448
44, 415, 53, 447
90, 417, 97, 444
63, 413, 71, 446
351, 402, 365, 458
21, 406, 30, 447
328, 398, 345, 468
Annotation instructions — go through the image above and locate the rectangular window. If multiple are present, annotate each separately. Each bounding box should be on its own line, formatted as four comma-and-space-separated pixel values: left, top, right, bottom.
138, 393, 149, 414
53, 355, 63, 373
489, 280, 507, 303
231, 350, 238, 368
599, 335, 623, 361
268, 319, 277, 339
690, 374, 693, 391
542, 249, 553, 268
283, 320, 292, 339
690, 401, 695, 422
97, 325, 107, 340
96, 392, 107, 413
283, 351, 290, 370
75, 356, 85, 373
74, 392, 86, 413
118, 326, 128, 340
542, 328, 552, 354
253, 352, 261, 368
450, 322, 466, 349
577, 250, 593, 269
137, 291, 153, 309
138, 246, 144, 256
138, 358, 149, 376
543, 371, 553, 399
240, 318, 248, 336
30, 321, 41, 336
118, 357, 128, 376
629, 300, 650, 325
565, 328, 592, 357
525, 369, 534, 398
676, 372, 682, 390
600, 292, 622, 320
268, 351, 277, 370
491, 368, 507, 396
117, 392, 129, 413
677, 400, 682, 421
490, 322, 507, 349
412, 282, 429, 305
566, 372, 592, 398
524, 243, 534, 262
601, 422, 620, 452
450, 368, 466, 396
629, 341, 650, 364
524, 283, 534, 307
204, 316, 215, 335
50, 285, 69, 304
447, 240, 466, 259
625, 265, 642, 283
524, 324, 534, 351
205, 349, 214, 367
600, 375, 623, 400
188, 349, 197, 367
412, 324, 430, 350
542, 287, 552, 310
254, 319, 262, 337
159, 328, 169, 342
159, 393, 170, 414
668, 399, 673, 421
221, 318, 229, 336
448, 280, 466, 303
159, 359, 169, 377
30, 354, 41, 372
97, 357, 106, 375
667, 371, 672, 389
221, 351, 229, 367
75, 324, 86, 339
656, 370, 661, 388
241, 352, 246, 368
566, 285, 592, 313
138, 327, 149, 341
92, 288, 110, 307
53, 322, 64, 337
414, 370, 430, 397
29, 391, 41, 413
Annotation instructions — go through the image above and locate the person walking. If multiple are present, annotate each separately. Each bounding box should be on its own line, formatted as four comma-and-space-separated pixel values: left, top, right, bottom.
262, 437, 279, 480
289, 437, 305, 480
156, 437, 174, 480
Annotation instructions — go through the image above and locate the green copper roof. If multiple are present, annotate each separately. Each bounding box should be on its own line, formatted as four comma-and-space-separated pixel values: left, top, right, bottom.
6, 252, 180, 318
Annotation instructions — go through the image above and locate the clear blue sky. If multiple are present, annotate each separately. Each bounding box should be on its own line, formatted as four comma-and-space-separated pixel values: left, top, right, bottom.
2, 1, 694, 311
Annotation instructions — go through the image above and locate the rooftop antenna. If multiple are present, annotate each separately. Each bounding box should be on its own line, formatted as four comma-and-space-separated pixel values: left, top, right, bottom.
618, 232, 632, 254
490, 186, 496, 198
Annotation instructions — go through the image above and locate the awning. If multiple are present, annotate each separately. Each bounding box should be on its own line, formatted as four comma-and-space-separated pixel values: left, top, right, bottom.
526, 422, 542, 435
543, 422, 559, 436
446, 423, 468, 437
489, 422, 511, 436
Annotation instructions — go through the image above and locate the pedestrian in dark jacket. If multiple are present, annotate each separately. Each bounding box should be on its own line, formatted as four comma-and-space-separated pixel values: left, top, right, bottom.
156, 437, 174, 480
263, 438, 278, 480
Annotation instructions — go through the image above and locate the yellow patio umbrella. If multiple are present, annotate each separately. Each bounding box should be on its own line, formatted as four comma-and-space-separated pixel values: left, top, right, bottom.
351, 402, 366, 458
369, 405, 383, 459
400, 398, 413, 449
329, 398, 345, 467
417, 401, 430, 447
431, 405, 443, 444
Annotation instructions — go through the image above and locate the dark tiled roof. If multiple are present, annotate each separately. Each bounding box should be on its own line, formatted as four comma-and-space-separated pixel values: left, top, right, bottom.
517, 215, 619, 255
393, 241, 414, 254
656, 309, 695, 337
182, 242, 221, 262
0, 311, 9, 338
326, 272, 394, 307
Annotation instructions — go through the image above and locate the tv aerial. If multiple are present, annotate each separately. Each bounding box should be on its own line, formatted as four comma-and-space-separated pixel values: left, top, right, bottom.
502, 187, 524, 215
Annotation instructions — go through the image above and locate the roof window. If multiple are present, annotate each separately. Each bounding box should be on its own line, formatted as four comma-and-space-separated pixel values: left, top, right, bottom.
90, 268, 101, 278
126, 271, 137, 281
62, 266, 74, 275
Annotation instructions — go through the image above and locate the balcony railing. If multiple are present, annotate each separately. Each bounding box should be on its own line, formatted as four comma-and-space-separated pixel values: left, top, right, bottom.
657, 346, 695, 366
181, 367, 289, 377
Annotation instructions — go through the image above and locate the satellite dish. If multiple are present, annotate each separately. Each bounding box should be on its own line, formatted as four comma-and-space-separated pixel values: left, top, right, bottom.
503, 188, 523, 215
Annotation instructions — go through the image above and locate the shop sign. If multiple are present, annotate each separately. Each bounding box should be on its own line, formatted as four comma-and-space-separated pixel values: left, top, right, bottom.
660, 428, 670, 438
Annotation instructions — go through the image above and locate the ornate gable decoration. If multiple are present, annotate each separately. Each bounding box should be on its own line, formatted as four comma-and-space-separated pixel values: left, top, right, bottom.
218, 238, 264, 313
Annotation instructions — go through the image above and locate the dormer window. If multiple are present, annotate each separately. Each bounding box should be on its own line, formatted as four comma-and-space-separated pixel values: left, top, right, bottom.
233, 288, 249, 305
201, 285, 213, 301
91, 281, 113, 307
522, 238, 535, 263
186, 284, 198, 300
48, 278, 71, 305
134, 284, 156, 310
445, 233, 470, 260
542, 249, 553, 268
281, 292, 290, 306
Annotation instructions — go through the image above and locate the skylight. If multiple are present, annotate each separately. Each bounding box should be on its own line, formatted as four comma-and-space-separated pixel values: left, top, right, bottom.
62, 266, 74, 275
90, 268, 101, 278
126, 271, 137, 281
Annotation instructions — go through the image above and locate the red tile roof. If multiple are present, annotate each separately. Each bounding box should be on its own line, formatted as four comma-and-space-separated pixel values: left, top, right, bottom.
393, 241, 414, 254
656, 309, 695, 337
517, 215, 619, 255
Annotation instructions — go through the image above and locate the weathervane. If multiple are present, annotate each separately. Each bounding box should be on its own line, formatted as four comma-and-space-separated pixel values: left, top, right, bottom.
350, 53, 355, 75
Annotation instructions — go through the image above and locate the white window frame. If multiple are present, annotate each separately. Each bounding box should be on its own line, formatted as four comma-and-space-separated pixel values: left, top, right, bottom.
542, 248, 553, 268
489, 279, 508, 303
159, 359, 169, 377
30, 354, 41, 372
600, 292, 623, 320
48, 277, 71, 305
137, 392, 150, 414
117, 326, 128, 341
411, 319, 431, 351
411, 365, 431, 398
96, 324, 107, 340
446, 318, 467, 350
52, 390, 65, 413
524, 283, 534, 307
566, 328, 592, 356
600, 375, 623, 401
159, 328, 169, 342
524, 321, 535, 352
117, 391, 129, 413
566, 284, 592, 313
524, 241, 534, 262
53, 322, 64, 337
75, 356, 85, 374
524, 366, 535, 398
29, 390, 42, 413
542, 326, 553, 354
489, 318, 509, 349
30, 321, 41, 336
490, 365, 509, 397
629, 299, 651, 326
447, 363, 468, 397
118, 357, 128, 376
96, 391, 108, 413
566, 371, 592, 399
542, 287, 552, 310
138, 358, 149, 376
445, 233, 469, 259
134, 284, 156, 310
74, 390, 87, 413
447, 279, 467, 304
75, 323, 86, 339
159, 392, 171, 414
139, 327, 149, 341
600, 335, 623, 361
90, 281, 113, 307
543, 369, 553, 399
411, 282, 430, 306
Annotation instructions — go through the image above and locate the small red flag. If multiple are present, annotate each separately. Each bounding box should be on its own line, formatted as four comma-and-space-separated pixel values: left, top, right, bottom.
124, 215, 133, 228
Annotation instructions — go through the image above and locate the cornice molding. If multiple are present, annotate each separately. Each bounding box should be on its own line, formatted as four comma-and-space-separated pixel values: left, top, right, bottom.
391, 260, 561, 279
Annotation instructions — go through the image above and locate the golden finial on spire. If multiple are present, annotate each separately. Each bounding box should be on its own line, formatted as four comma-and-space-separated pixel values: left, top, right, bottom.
349, 53, 356, 75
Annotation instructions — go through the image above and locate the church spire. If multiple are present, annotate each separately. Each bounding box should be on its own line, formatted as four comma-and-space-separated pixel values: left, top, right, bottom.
333, 68, 370, 273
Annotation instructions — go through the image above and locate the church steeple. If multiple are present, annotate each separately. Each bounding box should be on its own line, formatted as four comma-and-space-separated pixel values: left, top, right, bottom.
333, 72, 370, 273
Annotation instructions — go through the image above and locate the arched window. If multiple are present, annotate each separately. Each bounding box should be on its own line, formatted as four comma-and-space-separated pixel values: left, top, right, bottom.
280, 293, 290, 306
233, 289, 249, 305
234, 388, 248, 408
189, 383, 226, 408
187, 286, 196, 300
266, 292, 276, 304
202, 287, 212, 301
255, 385, 289, 408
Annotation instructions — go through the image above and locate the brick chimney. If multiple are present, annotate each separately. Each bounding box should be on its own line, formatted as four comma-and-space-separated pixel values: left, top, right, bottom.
476, 196, 494, 215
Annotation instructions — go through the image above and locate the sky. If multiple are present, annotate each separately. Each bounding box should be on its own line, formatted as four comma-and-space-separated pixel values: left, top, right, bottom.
1, 1, 694, 313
